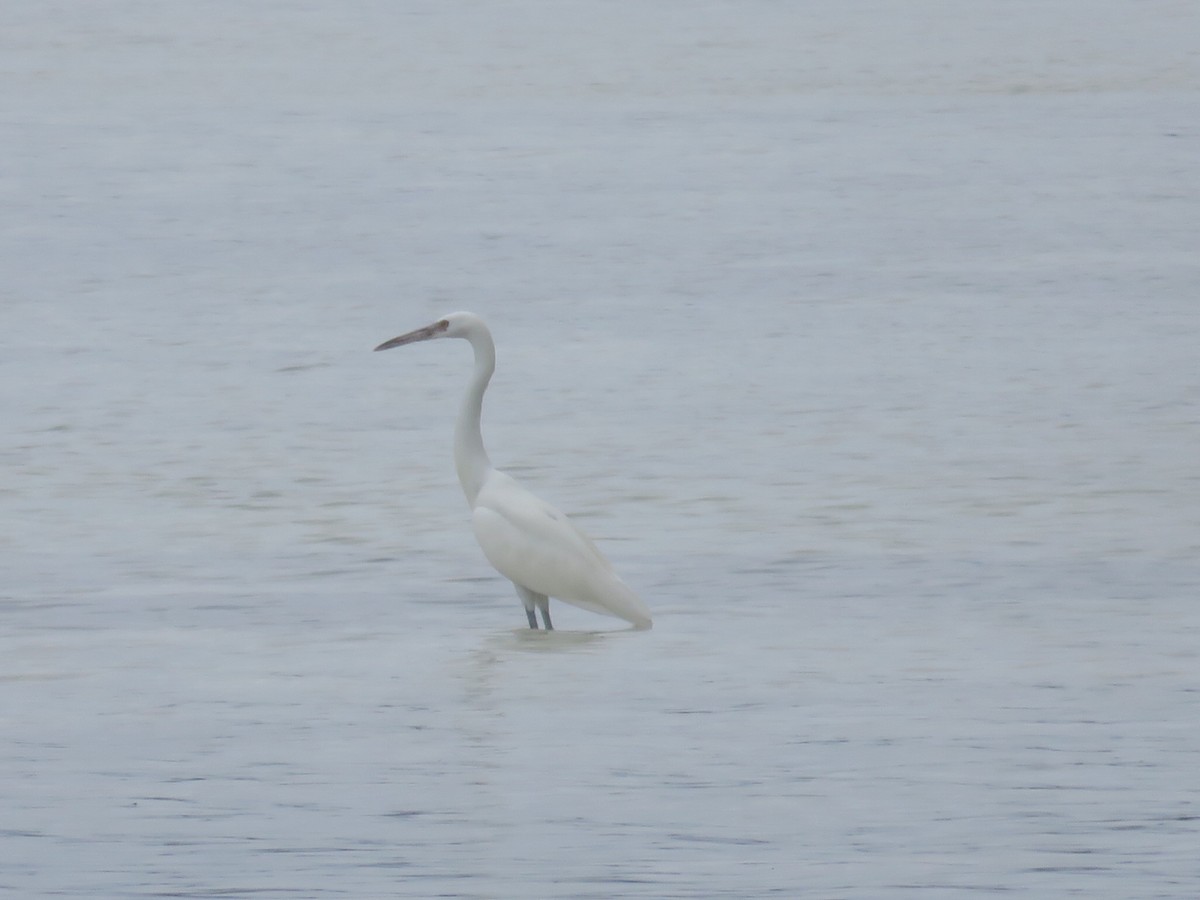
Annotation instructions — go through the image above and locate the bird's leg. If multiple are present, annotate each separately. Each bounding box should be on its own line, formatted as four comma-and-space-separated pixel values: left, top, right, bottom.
514, 584, 546, 631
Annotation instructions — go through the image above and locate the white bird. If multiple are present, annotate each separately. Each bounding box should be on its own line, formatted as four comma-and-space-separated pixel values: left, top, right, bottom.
374, 312, 652, 631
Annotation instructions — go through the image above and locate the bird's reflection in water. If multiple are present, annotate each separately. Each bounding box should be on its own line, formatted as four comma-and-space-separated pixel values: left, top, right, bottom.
456, 629, 609, 723
489, 627, 609, 654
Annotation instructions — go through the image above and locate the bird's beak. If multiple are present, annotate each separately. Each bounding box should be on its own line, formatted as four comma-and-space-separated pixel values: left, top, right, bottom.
374, 319, 449, 351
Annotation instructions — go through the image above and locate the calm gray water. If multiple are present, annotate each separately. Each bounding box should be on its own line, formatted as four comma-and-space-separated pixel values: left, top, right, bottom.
4, 3, 1199, 897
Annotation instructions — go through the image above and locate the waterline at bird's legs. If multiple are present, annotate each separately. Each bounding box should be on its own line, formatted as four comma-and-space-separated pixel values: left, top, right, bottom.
514, 583, 553, 631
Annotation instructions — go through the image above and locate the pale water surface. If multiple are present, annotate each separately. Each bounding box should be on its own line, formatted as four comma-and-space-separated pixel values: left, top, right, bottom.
4, 2, 1199, 897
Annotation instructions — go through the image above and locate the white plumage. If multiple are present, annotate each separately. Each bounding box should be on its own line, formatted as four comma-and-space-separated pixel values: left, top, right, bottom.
375, 312, 652, 631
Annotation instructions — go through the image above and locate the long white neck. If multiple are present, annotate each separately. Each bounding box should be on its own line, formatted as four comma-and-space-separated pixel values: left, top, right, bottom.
454, 322, 496, 507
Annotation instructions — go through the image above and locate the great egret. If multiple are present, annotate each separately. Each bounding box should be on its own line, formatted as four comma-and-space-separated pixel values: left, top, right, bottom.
374, 312, 652, 631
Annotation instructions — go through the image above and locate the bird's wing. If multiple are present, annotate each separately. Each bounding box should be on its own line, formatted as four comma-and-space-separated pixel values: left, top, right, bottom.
471, 473, 610, 579
470, 471, 649, 625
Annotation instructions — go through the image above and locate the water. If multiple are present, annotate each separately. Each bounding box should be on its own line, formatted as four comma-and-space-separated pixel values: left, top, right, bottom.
4, 2, 1199, 897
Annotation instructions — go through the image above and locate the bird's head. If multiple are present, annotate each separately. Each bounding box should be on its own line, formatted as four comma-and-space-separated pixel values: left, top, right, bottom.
374, 311, 480, 351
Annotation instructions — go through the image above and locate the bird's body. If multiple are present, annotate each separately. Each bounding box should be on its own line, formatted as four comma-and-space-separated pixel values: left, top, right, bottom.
375, 312, 652, 631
